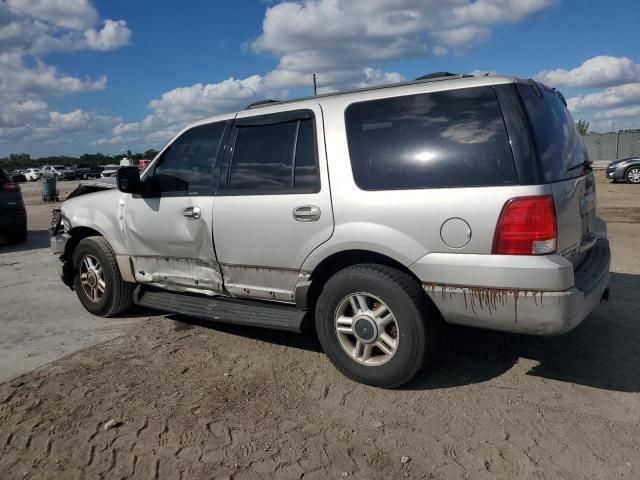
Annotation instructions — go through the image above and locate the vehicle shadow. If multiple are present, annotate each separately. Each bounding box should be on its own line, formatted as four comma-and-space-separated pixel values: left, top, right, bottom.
167, 272, 640, 394
408, 271, 640, 393
167, 312, 323, 353
0, 229, 50, 253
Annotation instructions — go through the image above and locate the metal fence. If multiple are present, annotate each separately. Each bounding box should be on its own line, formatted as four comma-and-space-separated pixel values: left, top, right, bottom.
582, 131, 640, 161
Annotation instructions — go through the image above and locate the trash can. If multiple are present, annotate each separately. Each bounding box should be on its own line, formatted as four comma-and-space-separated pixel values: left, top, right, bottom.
42, 176, 59, 202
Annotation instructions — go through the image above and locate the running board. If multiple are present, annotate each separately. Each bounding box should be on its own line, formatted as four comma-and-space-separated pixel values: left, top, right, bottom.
134, 287, 305, 333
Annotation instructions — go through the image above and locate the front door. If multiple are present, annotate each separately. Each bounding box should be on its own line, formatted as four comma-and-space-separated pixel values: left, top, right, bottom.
212, 104, 334, 303
122, 119, 230, 294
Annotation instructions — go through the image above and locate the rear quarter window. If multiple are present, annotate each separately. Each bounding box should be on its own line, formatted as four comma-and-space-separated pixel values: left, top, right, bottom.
517, 84, 589, 183
345, 86, 517, 190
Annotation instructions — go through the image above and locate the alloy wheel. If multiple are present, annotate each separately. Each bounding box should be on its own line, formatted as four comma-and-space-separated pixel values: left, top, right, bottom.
79, 254, 106, 303
334, 292, 399, 366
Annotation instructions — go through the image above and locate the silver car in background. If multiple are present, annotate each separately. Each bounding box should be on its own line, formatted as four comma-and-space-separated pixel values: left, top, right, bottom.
50, 73, 610, 387
606, 157, 640, 183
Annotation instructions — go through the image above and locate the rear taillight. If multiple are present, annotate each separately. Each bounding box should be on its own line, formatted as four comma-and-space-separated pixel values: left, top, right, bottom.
1, 182, 19, 191
493, 195, 557, 255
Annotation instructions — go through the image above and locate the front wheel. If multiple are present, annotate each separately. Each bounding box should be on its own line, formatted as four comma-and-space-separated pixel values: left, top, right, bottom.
72, 236, 134, 317
315, 264, 439, 388
625, 166, 640, 184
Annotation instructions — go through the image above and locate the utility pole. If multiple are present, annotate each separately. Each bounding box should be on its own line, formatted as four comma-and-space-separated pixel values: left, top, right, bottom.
312, 74, 318, 96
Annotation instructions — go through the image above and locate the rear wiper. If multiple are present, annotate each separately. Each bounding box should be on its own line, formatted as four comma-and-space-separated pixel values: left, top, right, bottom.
567, 160, 592, 172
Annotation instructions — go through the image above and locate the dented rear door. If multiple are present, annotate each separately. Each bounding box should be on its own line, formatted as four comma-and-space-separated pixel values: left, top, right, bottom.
212, 103, 334, 302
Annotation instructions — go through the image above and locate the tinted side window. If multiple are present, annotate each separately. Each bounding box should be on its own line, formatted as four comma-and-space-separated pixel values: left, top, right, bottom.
228, 116, 320, 193
153, 121, 227, 194
517, 84, 589, 183
345, 87, 517, 190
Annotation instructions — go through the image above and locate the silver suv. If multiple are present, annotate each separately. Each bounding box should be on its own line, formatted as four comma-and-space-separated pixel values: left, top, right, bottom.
50, 74, 610, 387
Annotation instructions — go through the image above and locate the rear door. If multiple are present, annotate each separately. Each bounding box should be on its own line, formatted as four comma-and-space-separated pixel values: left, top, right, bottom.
212, 104, 333, 302
517, 83, 596, 266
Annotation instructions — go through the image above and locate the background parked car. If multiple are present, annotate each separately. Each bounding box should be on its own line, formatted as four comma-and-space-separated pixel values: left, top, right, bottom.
23, 168, 41, 181
75, 164, 104, 179
40, 165, 76, 180
100, 164, 124, 178
606, 157, 640, 184
0, 169, 27, 244
9, 170, 27, 183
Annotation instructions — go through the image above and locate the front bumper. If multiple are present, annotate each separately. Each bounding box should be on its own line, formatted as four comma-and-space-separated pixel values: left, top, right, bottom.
420, 238, 611, 336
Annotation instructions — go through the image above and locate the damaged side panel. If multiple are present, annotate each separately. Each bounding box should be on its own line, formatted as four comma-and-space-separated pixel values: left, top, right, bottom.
220, 264, 307, 303
424, 283, 581, 336
133, 256, 223, 294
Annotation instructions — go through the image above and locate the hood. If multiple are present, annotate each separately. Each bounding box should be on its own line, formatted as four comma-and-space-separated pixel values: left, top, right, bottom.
608, 156, 638, 166
66, 178, 117, 199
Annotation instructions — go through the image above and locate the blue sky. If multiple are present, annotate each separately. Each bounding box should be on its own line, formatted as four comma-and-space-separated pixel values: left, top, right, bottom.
1, 0, 639, 158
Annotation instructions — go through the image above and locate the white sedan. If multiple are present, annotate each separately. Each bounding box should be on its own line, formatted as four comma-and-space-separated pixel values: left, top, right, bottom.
24, 168, 41, 181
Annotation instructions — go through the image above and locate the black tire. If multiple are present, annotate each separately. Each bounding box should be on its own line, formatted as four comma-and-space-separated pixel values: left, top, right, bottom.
6, 226, 27, 244
315, 264, 439, 388
72, 236, 134, 317
625, 166, 640, 184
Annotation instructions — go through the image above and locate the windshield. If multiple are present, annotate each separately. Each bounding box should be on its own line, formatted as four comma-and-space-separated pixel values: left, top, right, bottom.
517, 83, 589, 183
53, 165, 68, 169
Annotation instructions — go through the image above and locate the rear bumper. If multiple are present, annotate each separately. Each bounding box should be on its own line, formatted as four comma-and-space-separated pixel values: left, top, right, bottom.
0, 210, 27, 229
417, 238, 611, 336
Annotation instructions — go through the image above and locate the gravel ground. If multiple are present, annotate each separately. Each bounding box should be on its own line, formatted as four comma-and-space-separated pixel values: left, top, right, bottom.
0, 175, 639, 479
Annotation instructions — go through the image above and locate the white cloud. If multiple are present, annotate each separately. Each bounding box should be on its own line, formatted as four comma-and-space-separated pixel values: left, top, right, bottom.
84, 19, 131, 51
0, 52, 106, 100
357, 68, 405, 88
0, 1, 130, 152
98, 67, 406, 149
6, 0, 98, 30
593, 105, 640, 120
568, 83, 640, 112
252, 0, 552, 84
537, 55, 640, 88
0, 102, 120, 145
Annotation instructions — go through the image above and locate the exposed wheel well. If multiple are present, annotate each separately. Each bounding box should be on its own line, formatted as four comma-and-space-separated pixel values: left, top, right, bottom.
64, 227, 102, 259
304, 250, 428, 311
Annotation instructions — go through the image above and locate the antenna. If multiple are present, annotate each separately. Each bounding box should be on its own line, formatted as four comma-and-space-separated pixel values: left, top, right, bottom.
312, 73, 318, 96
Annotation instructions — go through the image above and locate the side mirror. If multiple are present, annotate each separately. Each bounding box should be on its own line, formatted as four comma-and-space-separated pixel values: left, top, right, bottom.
116, 166, 143, 194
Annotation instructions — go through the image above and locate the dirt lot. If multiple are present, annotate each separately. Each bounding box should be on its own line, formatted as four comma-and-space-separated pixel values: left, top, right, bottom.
1, 176, 639, 479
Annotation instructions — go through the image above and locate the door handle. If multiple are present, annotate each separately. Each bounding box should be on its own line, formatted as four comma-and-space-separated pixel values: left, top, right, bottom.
293, 205, 321, 222
183, 206, 201, 219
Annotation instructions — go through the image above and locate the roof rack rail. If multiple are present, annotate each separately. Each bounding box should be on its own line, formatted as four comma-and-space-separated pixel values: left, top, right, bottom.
245, 99, 279, 110
414, 72, 474, 81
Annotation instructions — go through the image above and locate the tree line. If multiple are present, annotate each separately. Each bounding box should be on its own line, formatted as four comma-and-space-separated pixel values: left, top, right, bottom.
0, 150, 159, 170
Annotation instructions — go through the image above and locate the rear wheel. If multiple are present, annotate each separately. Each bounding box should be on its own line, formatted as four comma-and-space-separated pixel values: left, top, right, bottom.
315, 264, 438, 388
625, 166, 640, 184
72, 236, 134, 317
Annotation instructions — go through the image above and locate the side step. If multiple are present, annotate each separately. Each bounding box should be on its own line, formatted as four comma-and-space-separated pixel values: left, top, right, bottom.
134, 287, 305, 333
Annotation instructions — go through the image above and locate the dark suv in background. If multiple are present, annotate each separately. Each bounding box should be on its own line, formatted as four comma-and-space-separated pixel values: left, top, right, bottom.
0, 169, 27, 244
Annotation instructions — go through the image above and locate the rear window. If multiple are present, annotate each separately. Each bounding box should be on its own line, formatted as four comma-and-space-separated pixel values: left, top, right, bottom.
517, 84, 589, 183
0, 170, 9, 183
345, 86, 517, 190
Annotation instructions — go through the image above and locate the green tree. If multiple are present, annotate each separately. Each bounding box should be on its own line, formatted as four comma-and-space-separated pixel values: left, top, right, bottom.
576, 119, 590, 135
9, 153, 30, 163
143, 149, 159, 159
